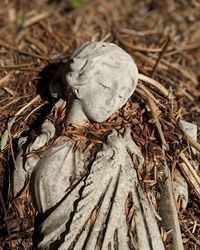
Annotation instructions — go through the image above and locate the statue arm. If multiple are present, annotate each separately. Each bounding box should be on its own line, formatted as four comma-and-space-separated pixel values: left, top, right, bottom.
123, 127, 144, 169
12, 119, 55, 197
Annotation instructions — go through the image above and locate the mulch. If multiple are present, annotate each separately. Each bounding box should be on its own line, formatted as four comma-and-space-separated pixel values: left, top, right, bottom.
0, 0, 200, 249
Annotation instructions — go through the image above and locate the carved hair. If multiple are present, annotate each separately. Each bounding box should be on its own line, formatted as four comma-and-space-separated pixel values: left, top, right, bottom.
63, 42, 138, 101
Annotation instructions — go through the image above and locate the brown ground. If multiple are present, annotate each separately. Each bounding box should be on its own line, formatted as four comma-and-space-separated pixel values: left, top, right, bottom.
0, 0, 200, 249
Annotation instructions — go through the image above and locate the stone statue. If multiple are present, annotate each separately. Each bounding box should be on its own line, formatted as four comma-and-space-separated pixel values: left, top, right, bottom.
13, 42, 169, 249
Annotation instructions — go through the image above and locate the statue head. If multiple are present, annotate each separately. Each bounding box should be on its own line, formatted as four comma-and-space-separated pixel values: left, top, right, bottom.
63, 42, 138, 123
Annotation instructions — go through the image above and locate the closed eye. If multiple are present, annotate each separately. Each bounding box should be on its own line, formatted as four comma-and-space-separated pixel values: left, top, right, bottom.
99, 82, 111, 89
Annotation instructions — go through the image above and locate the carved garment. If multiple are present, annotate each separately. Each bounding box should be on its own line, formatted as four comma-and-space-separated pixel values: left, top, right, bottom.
13, 122, 164, 250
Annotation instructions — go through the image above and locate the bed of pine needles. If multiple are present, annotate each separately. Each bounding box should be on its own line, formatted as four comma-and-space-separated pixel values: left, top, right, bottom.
0, 0, 200, 249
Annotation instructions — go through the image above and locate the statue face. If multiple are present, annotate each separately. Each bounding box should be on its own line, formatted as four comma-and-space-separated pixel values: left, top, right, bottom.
78, 67, 136, 122
64, 42, 138, 123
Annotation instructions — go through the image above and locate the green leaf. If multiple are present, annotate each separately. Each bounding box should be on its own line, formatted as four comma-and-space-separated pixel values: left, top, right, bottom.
69, 0, 84, 9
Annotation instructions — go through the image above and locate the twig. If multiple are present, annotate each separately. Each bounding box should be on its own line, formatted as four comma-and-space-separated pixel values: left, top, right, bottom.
148, 97, 168, 149
137, 83, 159, 104
4, 67, 42, 72
179, 209, 200, 246
135, 52, 168, 71
117, 28, 158, 36
177, 123, 200, 153
101, 32, 111, 42
135, 88, 148, 100
25, 101, 48, 122
0, 95, 41, 152
179, 152, 200, 190
138, 73, 171, 99
166, 42, 200, 56
178, 161, 200, 200
0, 73, 11, 87
147, 192, 162, 221
39, 21, 67, 49
0, 192, 13, 250
150, 55, 198, 85
15, 95, 41, 117
23, 11, 51, 28
151, 38, 171, 77
0, 39, 51, 60
8, 124, 17, 170
162, 60, 198, 85
0, 117, 16, 152
0, 64, 32, 70
25, 35, 48, 54
0, 96, 30, 111
117, 33, 171, 53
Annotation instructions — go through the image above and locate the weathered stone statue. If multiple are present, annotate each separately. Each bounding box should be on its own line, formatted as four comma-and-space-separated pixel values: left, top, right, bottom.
13, 42, 168, 249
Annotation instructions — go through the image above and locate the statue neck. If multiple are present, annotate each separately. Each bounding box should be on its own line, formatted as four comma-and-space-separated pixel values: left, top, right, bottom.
65, 99, 89, 125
